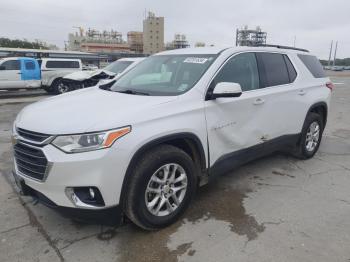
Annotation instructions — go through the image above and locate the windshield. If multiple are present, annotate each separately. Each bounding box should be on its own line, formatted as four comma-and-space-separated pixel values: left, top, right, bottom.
109, 55, 216, 96
104, 60, 133, 74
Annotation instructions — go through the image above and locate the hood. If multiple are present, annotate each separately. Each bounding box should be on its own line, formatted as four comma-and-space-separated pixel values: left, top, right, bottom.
63, 69, 115, 81
15, 87, 177, 134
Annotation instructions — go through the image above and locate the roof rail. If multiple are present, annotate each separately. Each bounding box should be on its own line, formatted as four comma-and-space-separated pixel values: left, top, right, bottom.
256, 44, 309, 53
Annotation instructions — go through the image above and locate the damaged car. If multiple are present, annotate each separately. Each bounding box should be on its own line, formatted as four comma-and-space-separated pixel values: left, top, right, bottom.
58, 57, 144, 94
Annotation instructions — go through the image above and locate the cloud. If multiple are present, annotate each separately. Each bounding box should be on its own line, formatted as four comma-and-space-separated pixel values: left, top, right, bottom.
0, 0, 349, 58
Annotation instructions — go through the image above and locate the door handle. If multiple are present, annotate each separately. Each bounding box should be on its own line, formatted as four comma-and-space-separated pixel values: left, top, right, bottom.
253, 98, 265, 105
298, 89, 306, 96
17, 72, 22, 75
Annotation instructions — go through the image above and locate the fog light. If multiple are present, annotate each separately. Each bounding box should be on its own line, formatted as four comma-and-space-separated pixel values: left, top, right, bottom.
89, 188, 95, 199
65, 187, 105, 208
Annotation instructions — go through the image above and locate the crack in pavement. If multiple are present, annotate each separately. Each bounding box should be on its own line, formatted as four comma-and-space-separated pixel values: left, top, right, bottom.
0, 223, 30, 234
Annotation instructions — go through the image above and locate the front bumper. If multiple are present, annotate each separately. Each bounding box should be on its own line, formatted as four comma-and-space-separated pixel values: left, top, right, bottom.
13, 171, 124, 226
13, 140, 131, 209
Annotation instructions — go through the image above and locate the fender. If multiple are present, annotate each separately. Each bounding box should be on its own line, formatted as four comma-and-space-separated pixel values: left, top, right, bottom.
119, 132, 207, 207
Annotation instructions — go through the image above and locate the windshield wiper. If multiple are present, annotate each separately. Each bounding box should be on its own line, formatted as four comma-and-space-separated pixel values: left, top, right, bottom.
116, 89, 150, 96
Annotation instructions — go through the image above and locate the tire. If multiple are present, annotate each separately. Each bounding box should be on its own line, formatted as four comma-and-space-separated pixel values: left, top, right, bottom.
42, 86, 55, 95
294, 112, 324, 159
125, 144, 197, 230
51, 78, 69, 95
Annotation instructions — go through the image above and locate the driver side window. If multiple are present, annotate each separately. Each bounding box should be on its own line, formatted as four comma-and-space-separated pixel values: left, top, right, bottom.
214, 53, 260, 92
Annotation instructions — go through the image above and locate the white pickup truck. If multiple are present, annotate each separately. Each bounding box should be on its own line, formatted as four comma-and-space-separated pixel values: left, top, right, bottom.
0, 57, 82, 94
38, 58, 82, 94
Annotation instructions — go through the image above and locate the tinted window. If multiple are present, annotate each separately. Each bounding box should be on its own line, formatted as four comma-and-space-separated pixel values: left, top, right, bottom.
213, 53, 260, 91
298, 54, 326, 78
283, 55, 297, 82
258, 53, 290, 87
46, 61, 80, 69
25, 61, 35, 70
2, 60, 20, 70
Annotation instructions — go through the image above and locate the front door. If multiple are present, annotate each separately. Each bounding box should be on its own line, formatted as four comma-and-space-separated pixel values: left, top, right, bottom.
0, 59, 24, 89
205, 52, 270, 168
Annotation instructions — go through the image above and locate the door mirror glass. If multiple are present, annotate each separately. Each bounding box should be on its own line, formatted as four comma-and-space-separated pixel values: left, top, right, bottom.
0, 66, 5, 70
212, 82, 242, 99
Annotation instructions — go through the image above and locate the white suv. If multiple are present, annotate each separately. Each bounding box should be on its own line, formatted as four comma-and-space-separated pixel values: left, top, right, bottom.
12, 46, 333, 229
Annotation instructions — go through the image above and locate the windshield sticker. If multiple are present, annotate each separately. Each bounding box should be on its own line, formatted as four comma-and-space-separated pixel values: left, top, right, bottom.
184, 57, 208, 64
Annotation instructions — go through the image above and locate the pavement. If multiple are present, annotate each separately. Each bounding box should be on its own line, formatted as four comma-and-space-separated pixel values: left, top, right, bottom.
0, 76, 350, 262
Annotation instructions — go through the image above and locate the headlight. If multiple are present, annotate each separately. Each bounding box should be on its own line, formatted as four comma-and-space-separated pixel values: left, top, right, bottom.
52, 126, 131, 153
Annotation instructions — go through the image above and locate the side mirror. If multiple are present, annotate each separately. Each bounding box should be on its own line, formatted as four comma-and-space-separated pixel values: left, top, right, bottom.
0, 66, 5, 70
211, 82, 242, 99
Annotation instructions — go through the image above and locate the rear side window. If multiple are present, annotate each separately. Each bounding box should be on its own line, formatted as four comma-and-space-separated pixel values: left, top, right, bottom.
213, 52, 260, 92
283, 55, 297, 82
257, 53, 290, 87
25, 61, 35, 70
1, 60, 20, 70
298, 54, 325, 78
46, 60, 80, 69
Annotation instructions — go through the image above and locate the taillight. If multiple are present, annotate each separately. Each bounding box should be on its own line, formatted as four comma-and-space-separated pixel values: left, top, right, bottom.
326, 82, 335, 91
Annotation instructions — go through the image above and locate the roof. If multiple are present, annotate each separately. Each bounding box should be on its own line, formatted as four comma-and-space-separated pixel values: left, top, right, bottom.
155, 46, 311, 56
156, 47, 227, 55
0, 47, 92, 55
118, 57, 145, 62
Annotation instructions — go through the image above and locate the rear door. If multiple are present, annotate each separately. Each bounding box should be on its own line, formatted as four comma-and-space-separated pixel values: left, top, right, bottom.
0, 59, 24, 89
255, 52, 302, 139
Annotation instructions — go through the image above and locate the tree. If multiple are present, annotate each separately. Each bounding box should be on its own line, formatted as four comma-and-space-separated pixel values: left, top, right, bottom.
0, 37, 51, 49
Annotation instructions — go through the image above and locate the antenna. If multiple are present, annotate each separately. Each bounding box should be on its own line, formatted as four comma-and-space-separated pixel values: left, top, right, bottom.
333, 41, 338, 67
328, 40, 333, 66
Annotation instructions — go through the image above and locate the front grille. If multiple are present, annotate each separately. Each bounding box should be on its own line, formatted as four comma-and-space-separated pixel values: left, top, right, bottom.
14, 143, 48, 181
17, 128, 50, 143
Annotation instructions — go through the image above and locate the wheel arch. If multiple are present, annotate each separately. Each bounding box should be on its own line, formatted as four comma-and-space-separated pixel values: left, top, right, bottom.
119, 132, 207, 209
307, 102, 328, 128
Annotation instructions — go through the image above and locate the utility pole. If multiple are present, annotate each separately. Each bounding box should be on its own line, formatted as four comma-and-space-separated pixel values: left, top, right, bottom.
328, 40, 333, 66
333, 41, 338, 67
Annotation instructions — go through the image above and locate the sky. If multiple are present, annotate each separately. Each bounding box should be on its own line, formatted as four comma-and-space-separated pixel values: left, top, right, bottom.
0, 0, 349, 59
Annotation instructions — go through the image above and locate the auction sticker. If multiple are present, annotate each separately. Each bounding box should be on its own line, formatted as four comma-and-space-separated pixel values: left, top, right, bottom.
184, 57, 208, 64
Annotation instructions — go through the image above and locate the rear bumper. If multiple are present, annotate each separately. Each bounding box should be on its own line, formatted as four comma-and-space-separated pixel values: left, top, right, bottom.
13, 171, 123, 226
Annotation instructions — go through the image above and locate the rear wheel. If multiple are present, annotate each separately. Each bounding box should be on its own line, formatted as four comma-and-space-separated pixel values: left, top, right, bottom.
294, 112, 323, 159
125, 145, 197, 230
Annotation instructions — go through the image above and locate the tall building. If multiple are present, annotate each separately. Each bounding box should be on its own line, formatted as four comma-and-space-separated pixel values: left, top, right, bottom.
68, 27, 131, 54
127, 31, 143, 53
143, 12, 164, 54
236, 26, 267, 47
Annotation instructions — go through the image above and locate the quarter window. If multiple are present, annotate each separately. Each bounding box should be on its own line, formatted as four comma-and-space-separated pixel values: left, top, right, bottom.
298, 54, 325, 78
283, 55, 297, 82
1, 60, 20, 70
213, 53, 260, 92
257, 53, 290, 87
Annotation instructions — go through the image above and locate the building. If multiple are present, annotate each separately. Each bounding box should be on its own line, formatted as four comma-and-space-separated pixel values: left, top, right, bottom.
166, 34, 190, 50
127, 31, 143, 53
68, 27, 131, 54
236, 26, 267, 46
143, 12, 164, 54
195, 42, 206, 47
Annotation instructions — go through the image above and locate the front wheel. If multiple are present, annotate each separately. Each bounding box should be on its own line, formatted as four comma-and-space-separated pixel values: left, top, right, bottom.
294, 112, 324, 159
125, 145, 197, 230
51, 79, 70, 95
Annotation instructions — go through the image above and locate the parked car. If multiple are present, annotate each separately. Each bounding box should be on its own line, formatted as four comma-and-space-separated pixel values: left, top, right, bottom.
12, 46, 332, 229
0, 57, 40, 90
331, 66, 343, 71
39, 58, 82, 94
60, 57, 144, 94
82, 64, 99, 71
